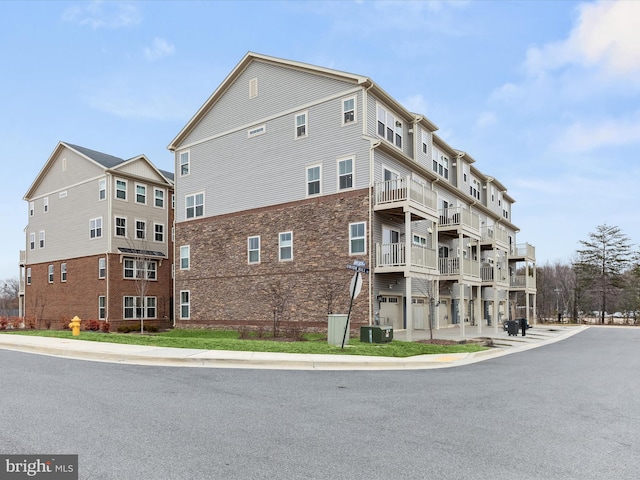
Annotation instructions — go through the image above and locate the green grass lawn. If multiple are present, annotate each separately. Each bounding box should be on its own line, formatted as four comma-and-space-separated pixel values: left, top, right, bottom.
0, 329, 488, 358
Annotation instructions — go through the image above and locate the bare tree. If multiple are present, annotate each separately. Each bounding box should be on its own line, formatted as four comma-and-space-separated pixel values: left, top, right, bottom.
262, 278, 290, 337
576, 224, 632, 324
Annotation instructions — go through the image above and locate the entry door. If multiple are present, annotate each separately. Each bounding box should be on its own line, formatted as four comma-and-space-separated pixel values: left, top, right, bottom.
380, 296, 402, 329
412, 298, 426, 330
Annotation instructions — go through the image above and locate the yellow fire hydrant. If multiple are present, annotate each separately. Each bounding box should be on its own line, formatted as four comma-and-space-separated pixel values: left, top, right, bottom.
69, 316, 81, 336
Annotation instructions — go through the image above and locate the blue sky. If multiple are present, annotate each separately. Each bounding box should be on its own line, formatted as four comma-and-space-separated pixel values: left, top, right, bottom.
2, 0, 639, 280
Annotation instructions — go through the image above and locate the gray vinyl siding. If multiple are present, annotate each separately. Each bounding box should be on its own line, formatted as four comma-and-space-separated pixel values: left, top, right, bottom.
416, 126, 433, 172
182, 61, 360, 146
366, 93, 411, 159
176, 89, 370, 222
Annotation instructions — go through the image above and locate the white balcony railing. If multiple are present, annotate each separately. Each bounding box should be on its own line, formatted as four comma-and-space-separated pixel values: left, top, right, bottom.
375, 243, 437, 270
481, 227, 509, 245
510, 274, 536, 289
374, 177, 437, 212
438, 207, 480, 231
513, 243, 536, 259
439, 257, 480, 278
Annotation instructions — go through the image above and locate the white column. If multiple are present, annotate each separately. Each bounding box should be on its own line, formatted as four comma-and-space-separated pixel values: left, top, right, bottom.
476, 286, 482, 335
405, 209, 413, 341
493, 288, 499, 334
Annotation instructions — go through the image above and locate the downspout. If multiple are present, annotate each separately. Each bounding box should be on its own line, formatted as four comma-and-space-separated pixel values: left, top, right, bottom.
362, 82, 376, 326
106, 172, 112, 323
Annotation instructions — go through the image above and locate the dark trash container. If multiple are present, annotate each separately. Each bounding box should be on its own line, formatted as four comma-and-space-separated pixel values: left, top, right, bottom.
360, 326, 393, 344
519, 318, 527, 336
506, 320, 518, 336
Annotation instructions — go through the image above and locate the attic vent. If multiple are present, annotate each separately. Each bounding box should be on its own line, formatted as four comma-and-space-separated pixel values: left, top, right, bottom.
62, 158, 67, 172
249, 77, 258, 98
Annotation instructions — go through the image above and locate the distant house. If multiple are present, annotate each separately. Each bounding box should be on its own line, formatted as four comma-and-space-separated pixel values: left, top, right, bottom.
19, 142, 174, 329
165, 52, 536, 335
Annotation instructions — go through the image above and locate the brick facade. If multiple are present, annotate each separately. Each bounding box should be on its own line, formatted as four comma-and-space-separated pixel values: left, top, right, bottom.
175, 189, 372, 332
24, 253, 173, 329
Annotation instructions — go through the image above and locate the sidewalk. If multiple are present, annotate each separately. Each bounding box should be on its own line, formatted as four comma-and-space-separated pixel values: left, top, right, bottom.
0, 324, 588, 371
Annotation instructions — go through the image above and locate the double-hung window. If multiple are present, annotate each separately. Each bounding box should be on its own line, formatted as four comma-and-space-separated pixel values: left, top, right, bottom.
279, 232, 293, 261
98, 296, 106, 320
248, 236, 260, 264
180, 245, 190, 270
343, 97, 355, 124
48, 265, 54, 283
186, 193, 204, 219
90, 217, 102, 238
377, 104, 402, 148
43, 197, 49, 213
180, 291, 190, 319
39, 231, 45, 249
306, 165, 321, 196
154, 188, 164, 208
349, 222, 366, 255
295, 111, 307, 138
136, 184, 147, 204
180, 151, 190, 176
136, 220, 146, 240
29, 233, 35, 250
61, 263, 67, 282
154, 223, 164, 242
115, 217, 126, 237
338, 158, 353, 190
99, 258, 106, 279
116, 179, 127, 200
99, 179, 106, 200
26, 268, 31, 285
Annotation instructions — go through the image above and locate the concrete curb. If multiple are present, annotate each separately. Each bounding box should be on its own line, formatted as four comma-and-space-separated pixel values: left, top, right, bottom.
0, 326, 589, 371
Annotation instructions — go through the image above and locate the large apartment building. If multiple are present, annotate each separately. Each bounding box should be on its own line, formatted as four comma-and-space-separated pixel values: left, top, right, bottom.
19, 142, 174, 328
168, 52, 536, 336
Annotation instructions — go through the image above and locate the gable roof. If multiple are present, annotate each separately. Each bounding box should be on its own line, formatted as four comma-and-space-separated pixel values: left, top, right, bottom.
24, 142, 173, 200
168, 51, 439, 151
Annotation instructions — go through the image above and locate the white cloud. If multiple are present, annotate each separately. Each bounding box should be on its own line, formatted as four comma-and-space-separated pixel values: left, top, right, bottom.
553, 112, 640, 153
144, 38, 175, 61
525, 0, 640, 80
62, 1, 141, 29
474, 111, 497, 129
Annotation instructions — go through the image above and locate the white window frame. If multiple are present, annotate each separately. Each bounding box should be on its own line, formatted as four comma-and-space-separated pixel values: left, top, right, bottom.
135, 219, 146, 240
295, 111, 308, 139
90, 217, 103, 239
48, 264, 54, 283
39, 231, 45, 249
123, 258, 158, 281
29, 232, 35, 250
61, 263, 67, 282
29, 201, 34, 217
43, 197, 49, 213
422, 131, 429, 155
249, 77, 258, 98
342, 96, 356, 125
115, 216, 127, 237
180, 290, 190, 319
115, 179, 127, 201
338, 157, 354, 190
376, 103, 402, 149
248, 236, 260, 264
349, 222, 366, 255
26, 267, 32, 285
145, 296, 157, 319
185, 192, 204, 219
154, 223, 164, 243
99, 258, 106, 279
279, 231, 293, 262
99, 179, 107, 201
98, 296, 106, 320
123, 296, 136, 319
136, 183, 147, 205
306, 164, 321, 197
154, 188, 165, 208
179, 150, 190, 177
180, 245, 190, 270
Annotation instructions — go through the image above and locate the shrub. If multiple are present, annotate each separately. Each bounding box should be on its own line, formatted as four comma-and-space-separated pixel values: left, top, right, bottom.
100, 321, 110, 333
0, 318, 7, 330
84, 320, 101, 331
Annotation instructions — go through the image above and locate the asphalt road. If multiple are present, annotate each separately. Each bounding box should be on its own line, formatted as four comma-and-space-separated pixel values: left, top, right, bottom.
1, 327, 638, 480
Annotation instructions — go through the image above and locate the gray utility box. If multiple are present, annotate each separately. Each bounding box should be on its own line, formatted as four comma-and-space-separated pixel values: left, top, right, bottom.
360, 326, 393, 344
328, 314, 350, 345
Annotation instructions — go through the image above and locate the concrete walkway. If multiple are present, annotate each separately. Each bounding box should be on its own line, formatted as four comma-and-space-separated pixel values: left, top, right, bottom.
0, 324, 588, 371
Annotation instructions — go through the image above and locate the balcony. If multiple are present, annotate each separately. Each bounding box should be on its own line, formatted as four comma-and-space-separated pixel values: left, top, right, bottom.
511, 243, 536, 260
510, 274, 536, 291
19, 250, 25, 266
480, 226, 509, 248
438, 207, 480, 239
374, 177, 437, 221
438, 256, 480, 280
375, 242, 438, 274
480, 264, 508, 285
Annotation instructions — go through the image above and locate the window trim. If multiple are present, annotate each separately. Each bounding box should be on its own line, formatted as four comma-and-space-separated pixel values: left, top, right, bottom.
115, 216, 127, 238
342, 96, 356, 125
179, 150, 190, 177
115, 178, 127, 201
135, 219, 146, 240
295, 111, 308, 139
306, 164, 322, 197
61, 263, 67, 282
29, 201, 34, 217
154, 223, 165, 243
349, 222, 367, 255
48, 264, 54, 284
98, 296, 106, 320
337, 156, 354, 190
180, 290, 190, 320
39, 231, 45, 249
26, 267, 32, 285
90, 217, 103, 239
179, 245, 190, 270
376, 103, 402, 149
99, 179, 107, 201
279, 231, 293, 262
248, 124, 266, 138
154, 188, 165, 209
247, 236, 260, 265
135, 183, 147, 205
43, 196, 49, 213
185, 192, 205, 219
29, 232, 35, 251
98, 257, 106, 279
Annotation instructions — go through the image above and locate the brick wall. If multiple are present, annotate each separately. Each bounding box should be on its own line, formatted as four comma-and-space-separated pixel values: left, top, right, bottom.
175, 189, 371, 331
